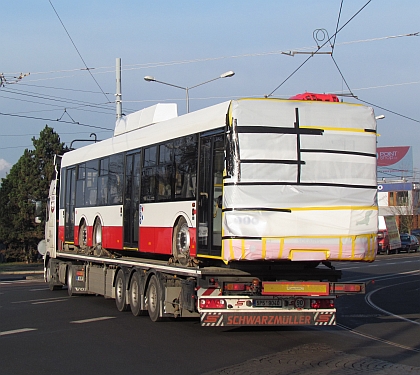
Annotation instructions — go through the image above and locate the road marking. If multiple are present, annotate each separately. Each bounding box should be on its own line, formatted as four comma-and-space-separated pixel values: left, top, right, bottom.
32, 299, 68, 305
29, 288, 50, 291
0, 280, 36, 285
0, 328, 37, 337
348, 270, 420, 283
365, 280, 420, 326
70, 316, 116, 324
12, 296, 70, 304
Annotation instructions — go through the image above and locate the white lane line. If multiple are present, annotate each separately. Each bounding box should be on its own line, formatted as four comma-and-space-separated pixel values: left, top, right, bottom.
0, 279, 42, 284
70, 316, 116, 324
12, 297, 70, 304
29, 288, 50, 291
0, 328, 37, 337
365, 280, 420, 326
32, 299, 68, 305
348, 270, 420, 283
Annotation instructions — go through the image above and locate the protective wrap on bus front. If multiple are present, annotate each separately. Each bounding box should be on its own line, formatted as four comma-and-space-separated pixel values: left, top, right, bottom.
222, 98, 378, 263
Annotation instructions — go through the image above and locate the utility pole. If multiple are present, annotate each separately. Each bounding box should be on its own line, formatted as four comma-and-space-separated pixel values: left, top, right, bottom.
116, 58, 122, 119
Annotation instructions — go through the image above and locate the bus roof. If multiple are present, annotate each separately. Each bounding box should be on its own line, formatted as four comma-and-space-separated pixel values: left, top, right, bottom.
61, 100, 231, 167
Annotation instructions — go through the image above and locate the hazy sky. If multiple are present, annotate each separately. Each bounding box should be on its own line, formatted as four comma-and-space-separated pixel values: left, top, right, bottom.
1, 1, 419, 179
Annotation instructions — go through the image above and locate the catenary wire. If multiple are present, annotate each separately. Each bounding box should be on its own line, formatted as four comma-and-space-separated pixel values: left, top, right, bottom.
48, 0, 110, 103
266, 0, 373, 97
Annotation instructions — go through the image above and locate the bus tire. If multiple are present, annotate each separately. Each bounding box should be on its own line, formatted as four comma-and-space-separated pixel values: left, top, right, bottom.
93, 219, 102, 247
115, 269, 129, 312
146, 275, 162, 322
172, 217, 190, 266
79, 220, 87, 248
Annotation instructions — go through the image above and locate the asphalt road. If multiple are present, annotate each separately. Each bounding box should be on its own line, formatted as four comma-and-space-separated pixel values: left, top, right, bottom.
0, 253, 419, 375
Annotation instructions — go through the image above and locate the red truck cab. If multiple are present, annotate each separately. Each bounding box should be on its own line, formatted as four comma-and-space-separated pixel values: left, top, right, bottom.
377, 230, 390, 254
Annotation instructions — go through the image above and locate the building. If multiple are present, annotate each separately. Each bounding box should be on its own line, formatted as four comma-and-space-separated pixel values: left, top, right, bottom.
377, 181, 420, 233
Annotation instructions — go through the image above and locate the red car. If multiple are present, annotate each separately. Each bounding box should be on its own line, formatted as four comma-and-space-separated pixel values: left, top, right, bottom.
377, 230, 390, 254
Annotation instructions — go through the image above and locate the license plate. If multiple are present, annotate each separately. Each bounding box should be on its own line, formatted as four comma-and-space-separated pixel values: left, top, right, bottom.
253, 299, 282, 307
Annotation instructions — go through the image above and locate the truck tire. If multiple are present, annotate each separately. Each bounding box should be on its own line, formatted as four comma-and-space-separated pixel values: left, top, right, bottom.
146, 275, 162, 322
67, 265, 74, 296
115, 269, 129, 312
129, 272, 146, 316
47, 260, 61, 291
172, 217, 190, 266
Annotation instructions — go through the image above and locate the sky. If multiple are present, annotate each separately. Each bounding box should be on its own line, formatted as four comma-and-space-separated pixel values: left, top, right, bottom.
1, 1, 419, 180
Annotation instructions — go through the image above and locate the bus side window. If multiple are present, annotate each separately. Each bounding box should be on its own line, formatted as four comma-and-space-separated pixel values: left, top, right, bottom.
108, 154, 124, 205
174, 135, 198, 199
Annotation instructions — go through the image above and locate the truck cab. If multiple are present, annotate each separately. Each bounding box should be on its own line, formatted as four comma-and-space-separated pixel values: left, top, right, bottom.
377, 230, 389, 254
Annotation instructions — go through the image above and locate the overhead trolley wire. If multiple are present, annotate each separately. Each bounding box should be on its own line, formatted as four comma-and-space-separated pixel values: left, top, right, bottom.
48, 0, 110, 103
266, 0, 373, 97
0, 112, 113, 131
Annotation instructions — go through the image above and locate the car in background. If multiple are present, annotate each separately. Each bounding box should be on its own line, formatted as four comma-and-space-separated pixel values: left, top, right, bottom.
411, 228, 420, 240
398, 233, 419, 253
377, 230, 390, 254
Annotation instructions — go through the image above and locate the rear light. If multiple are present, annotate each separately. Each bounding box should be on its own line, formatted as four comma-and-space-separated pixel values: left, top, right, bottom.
199, 298, 226, 309
332, 283, 363, 293
311, 299, 334, 309
224, 283, 246, 291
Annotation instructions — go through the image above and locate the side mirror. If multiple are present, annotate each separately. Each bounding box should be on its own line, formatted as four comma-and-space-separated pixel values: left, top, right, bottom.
35, 201, 42, 224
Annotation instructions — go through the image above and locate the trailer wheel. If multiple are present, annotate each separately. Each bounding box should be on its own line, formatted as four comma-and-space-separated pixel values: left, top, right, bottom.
146, 275, 162, 322
67, 266, 74, 296
129, 272, 146, 316
172, 217, 190, 266
115, 269, 129, 312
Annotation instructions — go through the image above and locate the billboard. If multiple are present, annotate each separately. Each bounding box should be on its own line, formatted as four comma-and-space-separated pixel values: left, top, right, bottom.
377, 146, 413, 179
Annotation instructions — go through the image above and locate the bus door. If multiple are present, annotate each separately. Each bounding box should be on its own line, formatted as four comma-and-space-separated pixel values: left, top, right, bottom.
123, 151, 141, 248
197, 133, 224, 256
64, 167, 76, 242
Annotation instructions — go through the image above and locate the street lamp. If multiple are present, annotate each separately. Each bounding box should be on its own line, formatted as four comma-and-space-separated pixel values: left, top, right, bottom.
144, 71, 235, 113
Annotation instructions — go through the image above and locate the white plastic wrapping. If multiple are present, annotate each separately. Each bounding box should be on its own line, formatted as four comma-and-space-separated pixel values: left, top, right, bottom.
222, 99, 377, 262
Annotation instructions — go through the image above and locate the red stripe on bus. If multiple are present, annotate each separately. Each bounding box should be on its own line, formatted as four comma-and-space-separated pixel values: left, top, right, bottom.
58, 225, 196, 256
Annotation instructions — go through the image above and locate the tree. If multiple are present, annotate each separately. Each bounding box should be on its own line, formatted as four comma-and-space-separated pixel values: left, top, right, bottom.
0, 125, 68, 262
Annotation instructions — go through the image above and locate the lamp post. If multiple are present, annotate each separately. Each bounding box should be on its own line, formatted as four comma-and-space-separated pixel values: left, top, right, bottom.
144, 71, 235, 113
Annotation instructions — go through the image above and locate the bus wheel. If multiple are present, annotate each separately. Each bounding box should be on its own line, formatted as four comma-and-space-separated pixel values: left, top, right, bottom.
146, 275, 162, 322
79, 221, 88, 248
129, 272, 146, 316
115, 269, 129, 312
93, 219, 102, 246
172, 217, 190, 266
93, 219, 103, 255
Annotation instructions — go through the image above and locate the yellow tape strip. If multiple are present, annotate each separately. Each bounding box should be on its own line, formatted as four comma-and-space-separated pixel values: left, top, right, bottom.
301, 126, 374, 133
229, 239, 234, 260
262, 238, 267, 259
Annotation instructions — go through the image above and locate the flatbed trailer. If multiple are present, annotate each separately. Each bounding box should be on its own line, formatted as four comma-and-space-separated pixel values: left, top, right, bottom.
39, 94, 376, 327
45, 251, 365, 327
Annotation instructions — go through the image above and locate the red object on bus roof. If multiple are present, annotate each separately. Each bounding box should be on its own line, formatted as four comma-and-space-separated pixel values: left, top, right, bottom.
290, 92, 339, 102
